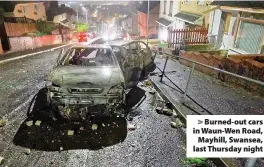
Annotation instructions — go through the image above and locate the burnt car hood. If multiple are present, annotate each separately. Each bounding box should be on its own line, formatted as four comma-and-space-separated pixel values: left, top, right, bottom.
49, 66, 123, 87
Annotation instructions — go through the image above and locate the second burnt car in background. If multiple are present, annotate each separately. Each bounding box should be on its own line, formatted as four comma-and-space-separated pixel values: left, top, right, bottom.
108, 40, 155, 87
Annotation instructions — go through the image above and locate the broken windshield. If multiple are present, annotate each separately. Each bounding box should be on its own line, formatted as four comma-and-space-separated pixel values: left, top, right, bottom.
65, 48, 115, 66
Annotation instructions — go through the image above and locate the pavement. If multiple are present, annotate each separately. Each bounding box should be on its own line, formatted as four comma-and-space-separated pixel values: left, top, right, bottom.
0, 48, 192, 167
150, 55, 264, 167
0, 44, 69, 62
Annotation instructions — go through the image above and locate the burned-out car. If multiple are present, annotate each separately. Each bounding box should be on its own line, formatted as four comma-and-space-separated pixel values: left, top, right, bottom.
108, 40, 155, 86
47, 44, 126, 120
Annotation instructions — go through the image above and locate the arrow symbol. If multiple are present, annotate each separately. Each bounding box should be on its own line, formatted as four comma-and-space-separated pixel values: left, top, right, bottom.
198, 120, 203, 125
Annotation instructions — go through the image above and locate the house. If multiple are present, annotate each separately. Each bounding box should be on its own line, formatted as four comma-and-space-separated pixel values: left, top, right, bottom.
208, 1, 264, 54
120, 1, 141, 36
175, 0, 212, 29
137, 1, 160, 38
53, 13, 76, 29
157, 0, 181, 41
157, 0, 212, 41
4, 2, 47, 22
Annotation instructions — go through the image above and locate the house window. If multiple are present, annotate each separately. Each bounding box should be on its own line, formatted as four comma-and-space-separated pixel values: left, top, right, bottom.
197, 0, 204, 5
235, 20, 264, 53
224, 13, 232, 34
164, 0, 167, 14
23, 6, 28, 13
169, 1, 173, 16
241, 12, 264, 20
35, 4, 39, 11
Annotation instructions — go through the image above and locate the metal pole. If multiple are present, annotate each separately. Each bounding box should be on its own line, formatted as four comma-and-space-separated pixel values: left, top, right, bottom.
160, 56, 169, 82
245, 158, 258, 167
86, 12, 88, 24
182, 63, 195, 103
76, 5, 79, 31
146, 0, 149, 46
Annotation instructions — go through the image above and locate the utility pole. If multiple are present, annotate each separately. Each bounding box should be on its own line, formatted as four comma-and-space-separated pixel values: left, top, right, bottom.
85, 12, 88, 24
146, 0, 149, 46
76, 4, 79, 31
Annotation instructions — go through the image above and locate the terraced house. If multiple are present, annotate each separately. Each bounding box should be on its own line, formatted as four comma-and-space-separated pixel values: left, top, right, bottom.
158, 0, 213, 41
4, 2, 46, 22
208, 1, 264, 54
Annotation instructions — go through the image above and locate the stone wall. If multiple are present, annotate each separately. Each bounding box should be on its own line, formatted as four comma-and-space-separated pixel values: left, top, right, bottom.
8, 35, 62, 52
179, 51, 264, 95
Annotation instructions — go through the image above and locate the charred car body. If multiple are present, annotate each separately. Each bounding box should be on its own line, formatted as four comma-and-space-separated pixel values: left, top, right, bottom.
108, 40, 155, 86
47, 44, 126, 120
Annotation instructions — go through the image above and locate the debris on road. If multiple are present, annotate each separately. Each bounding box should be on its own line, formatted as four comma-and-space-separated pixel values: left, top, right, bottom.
173, 112, 177, 118
35, 120, 41, 126
26, 120, 33, 127
60, 147, 63, 152
143, 80, 152, 87
0, 118, 7, 127
80, 127, 84, 130
171, 118, 184, 128
102, 123, 105, 127
0, 156, 5, 165
148, 89, 156, 94
67, 130, 74, 136
163, 108, 173, 116
24, 149, 31, 155
92, 124, 98, 130
156, 107, 163, 114
127, 123, 136, 130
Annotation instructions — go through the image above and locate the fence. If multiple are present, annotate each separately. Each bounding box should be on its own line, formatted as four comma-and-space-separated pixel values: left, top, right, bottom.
167, 28, 208, 48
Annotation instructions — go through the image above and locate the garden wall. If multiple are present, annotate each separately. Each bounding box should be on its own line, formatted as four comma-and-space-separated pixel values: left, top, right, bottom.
179, 51, 264, 95
8, 35, 62, 52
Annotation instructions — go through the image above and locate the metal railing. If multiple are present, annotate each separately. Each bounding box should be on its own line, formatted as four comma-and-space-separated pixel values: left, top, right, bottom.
153, 50, 264, 167
158, 52, 264, 104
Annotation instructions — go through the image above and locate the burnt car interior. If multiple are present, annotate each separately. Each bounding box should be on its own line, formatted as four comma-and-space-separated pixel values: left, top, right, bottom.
65, 48, 115, 66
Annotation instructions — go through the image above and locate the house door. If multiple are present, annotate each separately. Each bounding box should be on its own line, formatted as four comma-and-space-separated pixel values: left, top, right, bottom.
216, 12, 227, 49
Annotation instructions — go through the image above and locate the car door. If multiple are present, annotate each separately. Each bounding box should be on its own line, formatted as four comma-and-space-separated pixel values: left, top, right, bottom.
137, 41, 153, 68
122, 42, 141, 88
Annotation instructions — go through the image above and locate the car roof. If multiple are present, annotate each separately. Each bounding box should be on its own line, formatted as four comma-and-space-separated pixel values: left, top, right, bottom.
107, 40, 135, 46
71, 43, 111, 49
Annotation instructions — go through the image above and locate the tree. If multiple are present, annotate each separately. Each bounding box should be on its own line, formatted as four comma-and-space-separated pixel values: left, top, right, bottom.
35, 20, 54, 35
75, 23, 89, 32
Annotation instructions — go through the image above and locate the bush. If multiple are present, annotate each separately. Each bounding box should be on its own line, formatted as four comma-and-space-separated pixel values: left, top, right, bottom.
36, 20, 54, 35
75, 23, 89, 32
183, 158, 207, 167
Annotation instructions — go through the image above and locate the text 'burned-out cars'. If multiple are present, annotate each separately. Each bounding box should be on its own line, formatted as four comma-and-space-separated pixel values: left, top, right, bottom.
47, 44, 126, 120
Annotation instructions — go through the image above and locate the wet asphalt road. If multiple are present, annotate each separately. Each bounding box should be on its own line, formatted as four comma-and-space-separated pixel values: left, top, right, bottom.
0, 48, 188, 167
